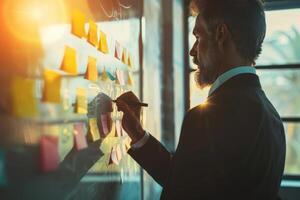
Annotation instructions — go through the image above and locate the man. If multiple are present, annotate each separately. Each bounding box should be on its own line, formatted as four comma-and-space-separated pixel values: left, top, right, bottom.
116, 0, 286, 199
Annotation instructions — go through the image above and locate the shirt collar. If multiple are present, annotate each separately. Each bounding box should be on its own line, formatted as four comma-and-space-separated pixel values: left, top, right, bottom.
208, 66, 256, 96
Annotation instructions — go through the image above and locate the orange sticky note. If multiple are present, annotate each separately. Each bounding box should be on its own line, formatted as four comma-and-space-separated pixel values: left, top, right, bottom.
114, 41, 121, 60
121, 48, 127, 64
75, 88, 87, 114
60, 46, 78, 75
39, 135, 59, 172
87, 20, 98, 47
127, 73, 133, 86
98, 31, 109, 54
127, 53, 133, 68
89, 118, 100, 141
101, 68, 109, 81
10, 76, 37, 118
73, 123, 88, 150
42, 69, 61, 103
84, 56, 98, 81
71, 10, 86, 38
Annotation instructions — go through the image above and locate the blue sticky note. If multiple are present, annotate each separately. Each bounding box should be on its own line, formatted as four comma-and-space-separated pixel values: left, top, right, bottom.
107, 71, 116, 81
0, 150, 7, 186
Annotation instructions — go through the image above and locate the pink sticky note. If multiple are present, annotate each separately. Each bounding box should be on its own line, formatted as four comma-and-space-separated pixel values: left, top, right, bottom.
74, 123, 88, 150
40, 135, 59, 172
114, 41, 121, 60
100, 114, 110, 137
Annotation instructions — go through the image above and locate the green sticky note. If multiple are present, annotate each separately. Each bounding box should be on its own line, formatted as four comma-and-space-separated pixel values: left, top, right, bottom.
0, 150, 7, 186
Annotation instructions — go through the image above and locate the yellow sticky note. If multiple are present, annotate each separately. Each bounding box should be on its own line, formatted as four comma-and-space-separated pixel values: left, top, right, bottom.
89, 118, 100, 141
84, 57, 98, 81
60, 46, 78, 75
127, 73, 133, 86
10, 76, 37, 118
101, 68, 108, 81
98, 31, 109, 54
42, 69, 61, 103
128, 53, 133, 68
122, 48, 127, 64
75, 88, 87, 114
71, 10, 86, 38
115, 71, 120, 85
87, 20, 98, 47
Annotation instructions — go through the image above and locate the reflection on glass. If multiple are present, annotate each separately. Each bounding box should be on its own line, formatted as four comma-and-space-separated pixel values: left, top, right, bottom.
256, 9, 300, 65
257, 69, 300, 117
284, 123, 300, 175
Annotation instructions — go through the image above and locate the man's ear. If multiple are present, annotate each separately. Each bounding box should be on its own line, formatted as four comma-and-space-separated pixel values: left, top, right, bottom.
215, 23, 230, 52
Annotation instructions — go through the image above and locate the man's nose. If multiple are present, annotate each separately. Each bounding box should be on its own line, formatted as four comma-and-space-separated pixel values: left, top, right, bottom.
190, 43, 196, 57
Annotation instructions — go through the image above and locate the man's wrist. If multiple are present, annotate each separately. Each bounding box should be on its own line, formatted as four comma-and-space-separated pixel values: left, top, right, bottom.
131, 131, 150, 149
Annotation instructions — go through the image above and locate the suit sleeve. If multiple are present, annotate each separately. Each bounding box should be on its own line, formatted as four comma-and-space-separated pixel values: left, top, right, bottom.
127, 134, 172, 187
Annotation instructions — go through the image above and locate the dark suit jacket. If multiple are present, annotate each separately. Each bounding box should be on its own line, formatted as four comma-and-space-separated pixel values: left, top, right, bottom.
128, 74, 286, 200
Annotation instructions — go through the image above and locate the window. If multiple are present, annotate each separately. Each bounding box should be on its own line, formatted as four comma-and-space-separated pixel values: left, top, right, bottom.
187, 7, 300, 176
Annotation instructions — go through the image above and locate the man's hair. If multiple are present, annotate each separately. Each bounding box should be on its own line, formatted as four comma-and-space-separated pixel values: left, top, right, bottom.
191, 0, 266, 63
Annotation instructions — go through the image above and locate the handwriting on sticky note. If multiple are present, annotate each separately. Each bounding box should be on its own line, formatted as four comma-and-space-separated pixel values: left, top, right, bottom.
98, 31, 109, 54
40, 135, 59, 172
10, 76, 38, 118
75, 88, 87, 114
87, 20, 98, 47
89, 118, 100, 141
74, 123, 88, 150
42, 69, 61, 103
84, 56, 98, 82
71, 10, 86, 38
60, 46, 78, 75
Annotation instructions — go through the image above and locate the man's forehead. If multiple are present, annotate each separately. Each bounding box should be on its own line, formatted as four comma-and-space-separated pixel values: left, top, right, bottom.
193, 14, 205, 34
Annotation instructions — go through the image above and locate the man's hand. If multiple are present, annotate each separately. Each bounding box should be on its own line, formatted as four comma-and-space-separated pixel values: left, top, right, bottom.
115, 91, 145, 144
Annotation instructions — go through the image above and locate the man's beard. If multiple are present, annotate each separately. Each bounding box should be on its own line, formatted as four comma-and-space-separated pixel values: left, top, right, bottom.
194, 66, 217, 89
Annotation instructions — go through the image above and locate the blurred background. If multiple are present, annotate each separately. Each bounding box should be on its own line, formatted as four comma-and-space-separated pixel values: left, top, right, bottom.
0, 0, 300, 199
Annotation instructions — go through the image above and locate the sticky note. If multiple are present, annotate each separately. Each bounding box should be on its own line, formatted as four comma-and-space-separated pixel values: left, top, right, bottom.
0, 150, 7, 186
100, 114, 110, 137
120, 141, 127, 155
42, 69, 61, 103
101, 68, 109, 81
75, 88, 87, 114
73, 123, 88, 150
39, 135, 59, 172
84, 56, 98, 82
108, 147, 120, 165
98, 31, 109, 54
71, 10, 86, 38
128, 53, 133, 68
10, 76, 38, 118
87, 20, 98, 47
107, 71, 116, 81
115, 70, 124, 85
122, 48, 127, 64
115, 144, 122, 162
127, 73, 133, 86
114, 41, 121, 60
89, 118, 100, 141
115, 120, 123, 137
60, 46, 78, 75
